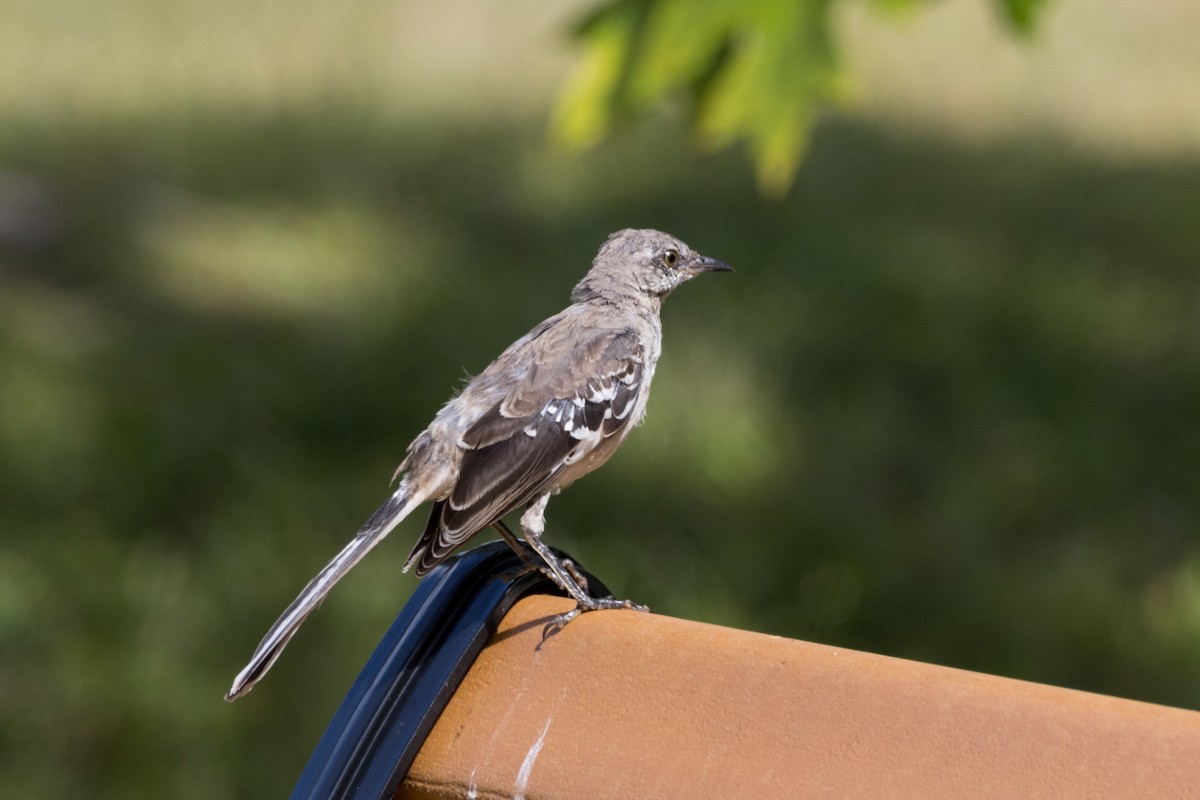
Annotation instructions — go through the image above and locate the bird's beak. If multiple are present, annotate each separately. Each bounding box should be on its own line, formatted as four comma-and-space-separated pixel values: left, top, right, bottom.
688, 255, 734, 275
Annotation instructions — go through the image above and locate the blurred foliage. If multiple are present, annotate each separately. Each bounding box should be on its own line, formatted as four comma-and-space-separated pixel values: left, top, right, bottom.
553, 0, 1051, 193
1, 0, 1198, 798
998, 0, 1052, 30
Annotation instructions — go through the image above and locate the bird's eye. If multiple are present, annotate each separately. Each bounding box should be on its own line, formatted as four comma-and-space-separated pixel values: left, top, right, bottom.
663, 250, 679, 268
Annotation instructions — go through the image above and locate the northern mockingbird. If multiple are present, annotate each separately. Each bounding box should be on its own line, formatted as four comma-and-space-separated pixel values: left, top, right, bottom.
226, 228, 731, 700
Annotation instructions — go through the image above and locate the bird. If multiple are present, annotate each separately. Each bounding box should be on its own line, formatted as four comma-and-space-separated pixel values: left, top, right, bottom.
226, 228, 731, 701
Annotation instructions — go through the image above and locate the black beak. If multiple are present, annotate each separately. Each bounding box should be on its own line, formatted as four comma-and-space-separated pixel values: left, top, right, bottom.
689, 254, 734, 275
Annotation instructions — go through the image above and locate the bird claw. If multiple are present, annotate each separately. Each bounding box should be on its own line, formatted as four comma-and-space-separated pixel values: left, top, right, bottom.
540, 596, 650, 640
541, 607, 582, 639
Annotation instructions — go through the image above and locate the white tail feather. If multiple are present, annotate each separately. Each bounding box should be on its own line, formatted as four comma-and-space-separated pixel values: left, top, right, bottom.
225, 481, 423, 701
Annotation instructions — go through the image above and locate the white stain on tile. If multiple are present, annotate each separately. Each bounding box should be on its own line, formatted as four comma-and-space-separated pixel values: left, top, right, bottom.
513, 716, 552, 800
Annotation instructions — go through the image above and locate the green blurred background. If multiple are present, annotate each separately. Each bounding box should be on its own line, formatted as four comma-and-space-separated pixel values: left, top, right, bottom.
2, 0, 1199, 796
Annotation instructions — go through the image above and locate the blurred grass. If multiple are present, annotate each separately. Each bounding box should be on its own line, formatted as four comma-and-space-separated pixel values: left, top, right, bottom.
2, 0, 1199, 797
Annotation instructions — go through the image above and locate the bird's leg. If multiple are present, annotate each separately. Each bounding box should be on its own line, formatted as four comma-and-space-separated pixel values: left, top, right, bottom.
518, 497, 591, 604
491, 519, 543, 574
494, 517, 597, 603
519, 496, 649, 637
560, 559, 590, 594
493, 518, 592, 595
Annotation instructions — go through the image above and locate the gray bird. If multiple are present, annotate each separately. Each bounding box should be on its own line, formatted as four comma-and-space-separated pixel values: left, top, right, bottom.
226, 228, 731, 700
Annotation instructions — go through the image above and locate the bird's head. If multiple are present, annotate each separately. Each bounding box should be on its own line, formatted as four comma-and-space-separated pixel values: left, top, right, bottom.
572, 228, 732, 303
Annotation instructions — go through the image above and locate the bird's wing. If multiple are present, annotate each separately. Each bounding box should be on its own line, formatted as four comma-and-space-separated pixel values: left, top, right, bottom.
404, 326, 645, 575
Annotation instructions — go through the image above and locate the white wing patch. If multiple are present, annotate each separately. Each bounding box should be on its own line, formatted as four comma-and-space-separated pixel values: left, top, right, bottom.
537, 358, 642, 465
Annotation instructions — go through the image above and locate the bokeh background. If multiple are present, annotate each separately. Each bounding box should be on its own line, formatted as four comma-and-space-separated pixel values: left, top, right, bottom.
3, 0, 1199, 796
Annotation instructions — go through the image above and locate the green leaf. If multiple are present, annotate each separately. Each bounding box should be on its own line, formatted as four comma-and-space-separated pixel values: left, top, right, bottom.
550, 0, 647, 149
694, 0, 841, 195
623, 0, 737, 107
554, 0, 1050, 195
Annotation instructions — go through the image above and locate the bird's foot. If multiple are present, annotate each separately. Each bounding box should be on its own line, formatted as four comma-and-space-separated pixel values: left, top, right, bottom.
541, 595, 650, 639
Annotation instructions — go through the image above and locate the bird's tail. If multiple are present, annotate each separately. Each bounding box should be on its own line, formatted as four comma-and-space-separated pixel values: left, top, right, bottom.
225, 480, 423, 701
